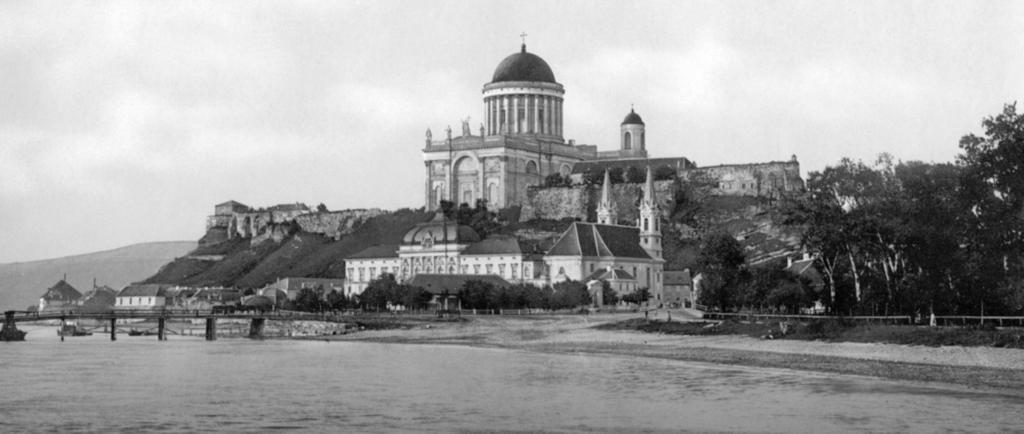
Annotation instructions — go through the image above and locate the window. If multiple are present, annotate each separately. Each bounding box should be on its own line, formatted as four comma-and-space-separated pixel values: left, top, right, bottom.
486, 264, 493, 274
370, 267, 376, 278
643, 218, 648, 231
499, 264, 506, 276
589, 263, 594, 272
474, 264, 480, 274
511, 265, 518, 279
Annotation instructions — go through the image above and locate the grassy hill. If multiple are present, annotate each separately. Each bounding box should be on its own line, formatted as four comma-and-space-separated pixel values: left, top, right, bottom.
0, 241, 197, 310
143, 208, 434, 288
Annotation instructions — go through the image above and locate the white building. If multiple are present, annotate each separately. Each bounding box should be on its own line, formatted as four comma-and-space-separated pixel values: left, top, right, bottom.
115, 284, 170, 310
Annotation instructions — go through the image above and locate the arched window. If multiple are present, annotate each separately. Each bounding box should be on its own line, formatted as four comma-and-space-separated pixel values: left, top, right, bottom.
624, 132, 632, 150
525, 160, 538, 175
643, 218, 649, 231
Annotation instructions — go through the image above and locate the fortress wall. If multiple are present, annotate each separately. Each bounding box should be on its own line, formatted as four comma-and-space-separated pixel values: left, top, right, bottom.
519, 186, 589, 222
294, 209, 385, 239
683, 160, 802, 197
520, 180, 676, 223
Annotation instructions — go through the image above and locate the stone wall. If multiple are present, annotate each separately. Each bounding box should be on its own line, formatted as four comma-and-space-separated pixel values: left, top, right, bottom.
682, 160, 802, 198
295, 209, 385, 239
519, 180, 676, 223
519, 186, 590, 222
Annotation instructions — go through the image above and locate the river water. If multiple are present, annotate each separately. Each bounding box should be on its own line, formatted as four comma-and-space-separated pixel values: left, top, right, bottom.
1, 326, 1021, 433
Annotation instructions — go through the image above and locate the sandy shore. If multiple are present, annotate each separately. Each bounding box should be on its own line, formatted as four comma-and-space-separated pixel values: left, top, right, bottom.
325, 312, 1024, 392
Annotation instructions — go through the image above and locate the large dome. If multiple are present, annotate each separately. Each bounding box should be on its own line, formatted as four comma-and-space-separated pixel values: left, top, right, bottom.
491, 44, 556, 83
402, 212, 481, 246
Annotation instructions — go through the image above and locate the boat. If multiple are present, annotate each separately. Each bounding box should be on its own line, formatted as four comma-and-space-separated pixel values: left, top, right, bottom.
58, 323, 93, 337
128, 329, 157, 336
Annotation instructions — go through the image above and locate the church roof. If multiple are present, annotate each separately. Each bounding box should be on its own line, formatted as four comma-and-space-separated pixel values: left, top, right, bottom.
348, 244, 400, 259
585, 268, 637, 282
621, 108, 645, 125
406, 274, 512, 295
491, 44, 557, 84
546, 222, 653, 260
461, 236, 525, 255
41, 280, 82, 301
401, 212, 480, 245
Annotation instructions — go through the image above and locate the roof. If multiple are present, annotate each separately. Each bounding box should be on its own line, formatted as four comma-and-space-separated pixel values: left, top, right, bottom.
585, 268, 636, 282
348, 244, 400, 259
402, 212, 480, 245
546, 223, 653, 260
785, 258, 824, 286
41, 280, 82, 301
216, 200, 247, 208
621, 108, 645, 125
461, 236, 524, 255
663, 270, 692, 285
491, 44, 556, 83
117, 284, 171, 297
406, 274, 512, 295
243, 295, 274, 307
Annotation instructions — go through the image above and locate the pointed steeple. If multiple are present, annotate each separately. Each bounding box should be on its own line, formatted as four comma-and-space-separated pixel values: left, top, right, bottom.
596, 169, 617, 225
642, 166, 656, 207
638, 166, 662, 259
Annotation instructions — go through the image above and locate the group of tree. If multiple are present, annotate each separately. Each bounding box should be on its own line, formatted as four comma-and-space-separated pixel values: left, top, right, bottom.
779, 103, 1024, 317
695, 232, 818, 314
457, 280, 591, 310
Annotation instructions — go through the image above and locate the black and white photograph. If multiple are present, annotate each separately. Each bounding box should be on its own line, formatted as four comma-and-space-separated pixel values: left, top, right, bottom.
1, 1, 1023, 432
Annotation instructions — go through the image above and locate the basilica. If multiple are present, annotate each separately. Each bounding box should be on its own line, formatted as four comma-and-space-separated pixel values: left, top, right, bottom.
422, 42, 658, 209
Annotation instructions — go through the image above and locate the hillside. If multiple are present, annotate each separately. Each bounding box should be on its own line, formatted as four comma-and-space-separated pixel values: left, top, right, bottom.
0, 241, 197, 310
143, 209, 434, 288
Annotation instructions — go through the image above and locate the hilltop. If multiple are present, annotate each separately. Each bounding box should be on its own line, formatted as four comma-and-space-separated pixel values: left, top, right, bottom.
0, 241, 196, 310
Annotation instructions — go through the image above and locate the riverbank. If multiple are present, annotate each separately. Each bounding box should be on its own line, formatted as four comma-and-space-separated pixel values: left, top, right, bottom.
325, 312, 1024, 393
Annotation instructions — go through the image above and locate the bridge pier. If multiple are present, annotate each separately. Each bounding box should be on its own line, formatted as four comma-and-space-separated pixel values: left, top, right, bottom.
110, 318, 117, 341
248, 318, 265, 339
1, 311, 25, 341
205, 317, 217, 341
157, 318, 167, 341
60, 317, 65, 342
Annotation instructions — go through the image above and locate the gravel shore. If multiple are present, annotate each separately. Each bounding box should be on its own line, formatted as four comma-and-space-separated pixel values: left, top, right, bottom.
326, 312, 1024, 392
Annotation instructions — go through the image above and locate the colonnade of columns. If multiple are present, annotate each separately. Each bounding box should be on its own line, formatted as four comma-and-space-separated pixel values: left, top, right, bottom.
485, 94, 562, 137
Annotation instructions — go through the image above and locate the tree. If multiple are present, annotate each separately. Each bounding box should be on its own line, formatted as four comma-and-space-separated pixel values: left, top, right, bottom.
620, 287, 651, 305
550, 280, 591, 309
958, 103, 1024, 314
361, 274, 401, 311
601, 280, 619, 306
625, 166, 644, 183
294, 286, 326, 312
317, 203, 329, 212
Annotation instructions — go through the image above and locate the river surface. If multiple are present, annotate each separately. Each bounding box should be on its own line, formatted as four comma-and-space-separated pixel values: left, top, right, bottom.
1, 326, 1022, 433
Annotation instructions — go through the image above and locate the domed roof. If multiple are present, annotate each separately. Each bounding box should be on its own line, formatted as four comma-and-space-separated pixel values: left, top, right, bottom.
621, 108, 644, 125
402, 212, 481, 246
491, 44, 556, 84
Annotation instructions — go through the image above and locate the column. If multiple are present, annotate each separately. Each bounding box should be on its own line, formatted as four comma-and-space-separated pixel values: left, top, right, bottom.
205, 317, 217, 341
512, 95, 519, 134
545, 97, 552, 135
536, 94, 544, 134
502, 96, 509, 134
110, 318, 116, 341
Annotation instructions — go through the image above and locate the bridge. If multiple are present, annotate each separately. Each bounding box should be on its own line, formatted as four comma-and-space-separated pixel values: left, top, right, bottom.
2, 309, 352, 341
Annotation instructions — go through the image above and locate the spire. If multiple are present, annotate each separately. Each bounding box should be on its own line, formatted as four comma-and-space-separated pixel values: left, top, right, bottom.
601, 169, 612, 204
643, 166, 656, 206
597, 169, 617, 225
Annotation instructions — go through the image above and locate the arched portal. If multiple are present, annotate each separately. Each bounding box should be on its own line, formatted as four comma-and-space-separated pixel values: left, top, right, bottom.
453, 156, 479, 206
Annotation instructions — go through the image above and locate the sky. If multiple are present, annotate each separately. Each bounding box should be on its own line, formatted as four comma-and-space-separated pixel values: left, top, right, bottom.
1, 0, 1022, 263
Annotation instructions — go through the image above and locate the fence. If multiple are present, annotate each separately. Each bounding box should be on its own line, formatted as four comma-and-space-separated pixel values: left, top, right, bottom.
701, 312, 913, 324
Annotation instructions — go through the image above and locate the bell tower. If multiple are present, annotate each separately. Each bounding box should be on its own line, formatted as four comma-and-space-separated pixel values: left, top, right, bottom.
620, 107, 646, 157
638, 166, 662, 259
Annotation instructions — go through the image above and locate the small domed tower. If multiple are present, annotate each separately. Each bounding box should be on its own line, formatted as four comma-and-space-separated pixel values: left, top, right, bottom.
638, 166, 662, 259
621, 108, 646, 157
